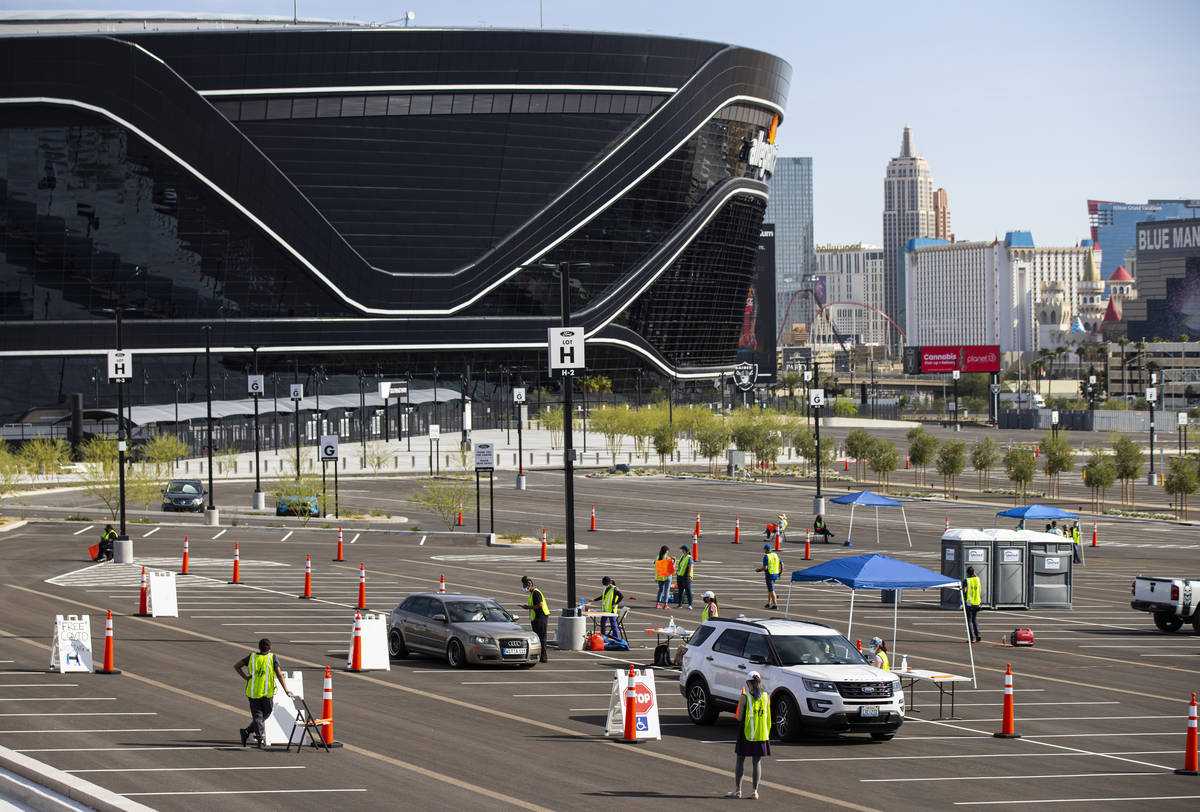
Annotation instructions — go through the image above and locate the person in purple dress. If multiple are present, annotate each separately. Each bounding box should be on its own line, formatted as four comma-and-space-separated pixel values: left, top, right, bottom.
726, 671, 771, 799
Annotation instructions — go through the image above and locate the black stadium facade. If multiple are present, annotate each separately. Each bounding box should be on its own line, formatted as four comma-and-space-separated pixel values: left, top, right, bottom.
0, 19, 789, 420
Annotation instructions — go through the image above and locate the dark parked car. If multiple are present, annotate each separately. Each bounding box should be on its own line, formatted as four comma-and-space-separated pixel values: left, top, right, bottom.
161, 479, 205, 513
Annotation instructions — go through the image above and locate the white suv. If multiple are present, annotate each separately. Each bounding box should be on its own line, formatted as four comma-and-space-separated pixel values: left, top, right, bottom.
678, 617, 904, 741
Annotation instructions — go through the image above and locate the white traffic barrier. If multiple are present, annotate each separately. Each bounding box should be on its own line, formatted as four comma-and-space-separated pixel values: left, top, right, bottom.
344, 612, 391, 671
263, 670, 304, 747
604, 667, 661, 740
50, 614, 93, 673
146, 571, 179, 617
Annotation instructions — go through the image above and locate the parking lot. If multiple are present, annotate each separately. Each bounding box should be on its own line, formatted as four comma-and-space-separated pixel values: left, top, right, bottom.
2, 472, 1200, 810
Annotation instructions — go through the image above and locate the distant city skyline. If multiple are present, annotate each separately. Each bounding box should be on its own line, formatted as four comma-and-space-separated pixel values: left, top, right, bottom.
6, 0, 1197, 248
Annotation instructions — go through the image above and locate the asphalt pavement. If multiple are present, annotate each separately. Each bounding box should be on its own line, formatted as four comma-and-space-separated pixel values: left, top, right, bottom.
2, 472, 1199, 810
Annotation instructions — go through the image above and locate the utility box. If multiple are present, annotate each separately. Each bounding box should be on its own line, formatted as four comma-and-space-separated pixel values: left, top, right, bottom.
940, 531, 993, 609
992, 539, 1029, 609
727, 449, 747, 476
1027, 539, 1073, 609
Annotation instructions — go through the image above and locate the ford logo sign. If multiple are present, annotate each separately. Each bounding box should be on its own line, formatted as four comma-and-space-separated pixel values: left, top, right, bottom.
862, 685, 875, 693
561, 329, 575, 336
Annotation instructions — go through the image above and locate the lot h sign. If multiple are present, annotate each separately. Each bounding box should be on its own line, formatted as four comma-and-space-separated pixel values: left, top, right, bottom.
548, 328, 585, 375
107, 350, 132, 382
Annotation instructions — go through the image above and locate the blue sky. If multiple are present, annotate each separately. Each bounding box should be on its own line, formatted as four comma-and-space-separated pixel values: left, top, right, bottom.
12, 0, 1199, 248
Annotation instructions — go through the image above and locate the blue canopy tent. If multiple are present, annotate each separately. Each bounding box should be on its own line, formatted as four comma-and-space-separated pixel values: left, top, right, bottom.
785, 554, 976, 685
995, 504, 1078, 529
830, 490, 912, 547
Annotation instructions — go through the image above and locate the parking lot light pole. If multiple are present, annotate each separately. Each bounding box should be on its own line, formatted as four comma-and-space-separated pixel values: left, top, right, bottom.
202, 325, 218, 525
251, 347, 264, 511
111, 309, 129, 543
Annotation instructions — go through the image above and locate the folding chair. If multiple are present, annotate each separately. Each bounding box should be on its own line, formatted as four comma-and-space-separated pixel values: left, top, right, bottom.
285, 697, 331, 753
615, 606, 630, 640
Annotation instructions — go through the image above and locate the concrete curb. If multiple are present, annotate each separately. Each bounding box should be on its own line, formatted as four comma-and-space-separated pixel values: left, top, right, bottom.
0, 745, 156, 812
0, 520, 29, 533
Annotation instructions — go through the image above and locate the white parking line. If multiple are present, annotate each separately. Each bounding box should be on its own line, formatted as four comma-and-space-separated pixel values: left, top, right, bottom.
212, 529, 227, 539
513, 693, 608, 698
142, 527, 160, 537
0, 684, 79, 688
0, 713, 155, 717
955, 796, 1200, 806
351, 534, 360, 544
18, 745, 234, 753
776, 751, 1177, 763
71, 766, 306, 773
0, 698, 115, 703
281, 531, 293, 542
72, 525, 95, 536
862, 771, 1166, 783
0, 728, 200, 733
123, 790, 366, 797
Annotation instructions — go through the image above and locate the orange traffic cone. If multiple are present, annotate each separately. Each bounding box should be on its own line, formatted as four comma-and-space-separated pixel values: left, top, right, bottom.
1177, 692, 1199, 775
590, 504, 596, 532
349, 611, 363, 672
456, 501, 463, 527
994, 663, 1021, 738
905, 457, 910, 469
356, 562, 366, 610
622, 664, 639, 742
694, 511, 701, 537
319, 666, 342, 747
180, 536, 189, 575
95, 609, 120, 675
945, 516, 950, 531
692, 532, 700, 564
438, 573, 446, 594
230, 543, 241, 584
539, 528, 548, 562
733, 516, 740, 544
844, 458, 850, 471
804, 529, 812, 560
1092, 521, 1099, 547
137, 567, 148, 616
334, 526, 345, 562
856, 638, 862, 652
774, 530, 782, 551
300, 554, 313, 599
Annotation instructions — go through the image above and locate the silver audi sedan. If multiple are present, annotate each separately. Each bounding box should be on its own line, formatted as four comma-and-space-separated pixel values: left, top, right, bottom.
387, 593, 542, 668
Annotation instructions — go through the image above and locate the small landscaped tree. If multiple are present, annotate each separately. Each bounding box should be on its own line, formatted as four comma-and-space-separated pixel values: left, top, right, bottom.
1003, 447, 1037, 504
906, 426, 938, 486
971, 436, 1001, 490
867, 438, 900, 491
935, 440, 967, 498
1082, 450, 1118, 512
1039, 433, 1074, 498
844, 428, 873, 481
696, 419, 731, 476
1111, 433, 1145, 504
1164, 456, 1199, 519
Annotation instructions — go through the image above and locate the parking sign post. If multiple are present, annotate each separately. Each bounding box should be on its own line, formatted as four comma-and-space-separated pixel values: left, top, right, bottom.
249, 353, 265, 510
320, 435, 339, 519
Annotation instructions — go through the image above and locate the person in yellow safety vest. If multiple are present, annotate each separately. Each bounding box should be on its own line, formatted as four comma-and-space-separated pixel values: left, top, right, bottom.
591, 576, 623, 638
675, 545, 694, 609
234, 638, 291, 748
521, 576, 550, 663
867, 636, 890, 670
813, 514, 834, 543
654, 545, 673, 609
755, 544, 782, 609
776, 513, 788, 542
701, 590, 719, 621
1070, 520, 1084, 565
963, 566, 982, 643
95, 524, 117, 562
726, 671, 771, 799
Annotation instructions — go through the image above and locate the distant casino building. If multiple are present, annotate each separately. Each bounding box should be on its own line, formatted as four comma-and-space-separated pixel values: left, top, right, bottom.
0, 16, 789, 420
1124, 217, 1200, 341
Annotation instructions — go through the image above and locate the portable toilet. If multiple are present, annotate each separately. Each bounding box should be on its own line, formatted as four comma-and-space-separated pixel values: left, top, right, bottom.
940, 529, 993, 609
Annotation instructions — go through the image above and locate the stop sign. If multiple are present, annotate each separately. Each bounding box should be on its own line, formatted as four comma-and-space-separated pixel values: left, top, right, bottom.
634, 682, 653, 714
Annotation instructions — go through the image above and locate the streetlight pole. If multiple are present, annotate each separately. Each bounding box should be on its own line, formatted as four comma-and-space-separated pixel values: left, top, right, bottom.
202, 325, 217, 525
554, 262, 581, 618
1148, 371, 1157, 481
515, 375, 526, 490
251, 348, 264, 510
952, 368, 960, 432
114, 309, 128, 543
406, 372, 412, 452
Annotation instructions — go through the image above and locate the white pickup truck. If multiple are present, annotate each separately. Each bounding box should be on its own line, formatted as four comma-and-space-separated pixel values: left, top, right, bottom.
1131, 575, 1200, 633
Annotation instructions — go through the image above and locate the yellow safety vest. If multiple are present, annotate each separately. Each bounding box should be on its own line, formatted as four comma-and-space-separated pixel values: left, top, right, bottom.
676, 553, 693, 578
527, 588, 549, 621
245, 652, 275, 699
965, 575, 981, 606
875, 650, 890, 672
600, 585, 618, 613
102, 529, 117, 542
778, 518, 788, 533
742, 691, 771, 742
1071, 528, 1081, 545
765, 552, 781, 575
701, 600, 719, 621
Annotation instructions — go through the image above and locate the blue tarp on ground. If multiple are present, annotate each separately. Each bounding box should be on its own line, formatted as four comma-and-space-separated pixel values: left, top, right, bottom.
996, 504, 1078, 520
830, 490, 903, 507
789, 553, 957, 590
